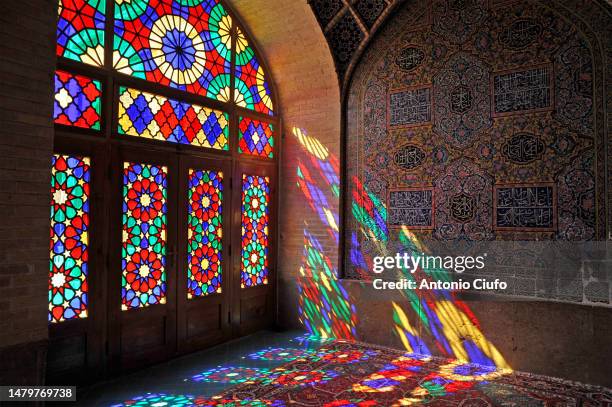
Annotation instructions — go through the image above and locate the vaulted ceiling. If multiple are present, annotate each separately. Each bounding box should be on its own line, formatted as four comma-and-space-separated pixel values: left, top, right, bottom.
308, 0, 406, 92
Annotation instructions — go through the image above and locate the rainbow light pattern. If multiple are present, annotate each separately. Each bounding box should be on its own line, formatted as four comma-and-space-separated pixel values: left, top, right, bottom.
352, 355, 431, 393
50, 154, 90, 323
113, 0, 232, 101
317, 348, 379, 364
190, 366, 272, 384
298, 230, 357, 339
290, 126, 510, 371
240, 175, 270, 288
266, 368, 339, 388
118, 87, 229, 150
187, 169, 223, 298
122, 162, 167, 310
110, 393, 193, 407
194, 398, 285, 406
248, 347, 314, 362
113, 394, 286, 406
54, 70, 102, 130
238, 117, 274, 158
57, 0, 105, 66
234, 27, 274, 115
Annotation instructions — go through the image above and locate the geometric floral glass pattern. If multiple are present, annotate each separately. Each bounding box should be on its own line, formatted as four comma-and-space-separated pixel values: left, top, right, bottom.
122, 162, 168, 310
118, 87, 229, 150
240, 175, 270, 288
57, 0, 106, 66
50, 154, 90, 323
113, 0, 233, 102
238, 117, 274, 158
234, 27, 274, 116
54, 70, 102, 130
187, 169, 223, 298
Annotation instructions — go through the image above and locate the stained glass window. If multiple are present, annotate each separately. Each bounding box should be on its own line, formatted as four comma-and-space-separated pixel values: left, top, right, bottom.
54, 70, 102, 130
240, 174, 270, 288
57, 0, 106, 66
234, 27, 274, 116
50, 154, 90, 323
238, 117, 274, 158
122, 162, 167, 310
118, 87, 229, 150
187, 169, 223, 298
113, 0, 232, 101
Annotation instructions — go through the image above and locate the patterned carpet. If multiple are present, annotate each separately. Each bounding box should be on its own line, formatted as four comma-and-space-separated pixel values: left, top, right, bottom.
167, 339, 611, 406
113, 338, 612, 407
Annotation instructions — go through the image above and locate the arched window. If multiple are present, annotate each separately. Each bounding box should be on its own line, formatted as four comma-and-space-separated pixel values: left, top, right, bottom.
50, 0, 278, 374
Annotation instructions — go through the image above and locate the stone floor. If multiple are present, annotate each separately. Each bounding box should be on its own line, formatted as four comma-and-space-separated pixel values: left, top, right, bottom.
76, 330, 315, 406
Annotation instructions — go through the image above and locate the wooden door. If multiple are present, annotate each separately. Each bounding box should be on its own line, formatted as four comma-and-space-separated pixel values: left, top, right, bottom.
47, 137, 107, 384
231, 161, 277, 336
176, 155, 232, 353
108, 146, 178, 370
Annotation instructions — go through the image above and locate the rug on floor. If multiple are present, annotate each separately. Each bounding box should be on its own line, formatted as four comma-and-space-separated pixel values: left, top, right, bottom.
191, 340, 611, 406
114, 339, 611, 406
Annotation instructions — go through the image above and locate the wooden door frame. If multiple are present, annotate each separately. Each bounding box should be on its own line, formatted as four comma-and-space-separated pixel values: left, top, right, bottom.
106, 145, 179, 371
48, 137, 108, 384
176, 154, 233, 354
231, 160, 278, 336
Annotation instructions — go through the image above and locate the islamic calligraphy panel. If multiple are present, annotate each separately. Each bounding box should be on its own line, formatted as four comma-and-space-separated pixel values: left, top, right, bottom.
494, 184, 556, 230
388, 188, 434, 229
394, 145, 425, 170
388, 85, 432, 128
492, 64, 553, 117
501, 133, 544, 164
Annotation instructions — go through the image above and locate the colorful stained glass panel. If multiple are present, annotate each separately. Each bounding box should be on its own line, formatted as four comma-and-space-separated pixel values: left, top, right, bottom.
54, 70, 102, 130
57, 0, 106, 66
50, 154, 90, 323
240, 174, 270, 288
122, 162, 167, 310
238, 117, 274, 158
187, 169, 223, 298
234, 27, 274, 116
113, 0, 232, 101
118, 87, 229, 150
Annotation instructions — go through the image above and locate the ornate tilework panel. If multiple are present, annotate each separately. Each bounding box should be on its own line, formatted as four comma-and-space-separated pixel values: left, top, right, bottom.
388, 86, 431, 128
118, 87, 229, 150
433, 52, 491, 149
54, 70, 102, 130
388, 189, 433, 228
494, 185, 555, 230
327, 12, 365, 75
432, 0, 488, 44
493, 66, 553, 116
309, 0, 344, 28
345, 0, 608, 286
394, 145, 425, 170
354, 0, 388, 29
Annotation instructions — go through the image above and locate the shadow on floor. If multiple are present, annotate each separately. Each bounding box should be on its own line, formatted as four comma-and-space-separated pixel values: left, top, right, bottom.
75, 330, 318, 406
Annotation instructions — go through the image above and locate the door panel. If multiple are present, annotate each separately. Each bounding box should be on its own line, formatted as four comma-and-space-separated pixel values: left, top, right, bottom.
232, 161, 277, 335
177, 156, 232, 353
47, 140, 106, 385
108, 147, 178, 370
